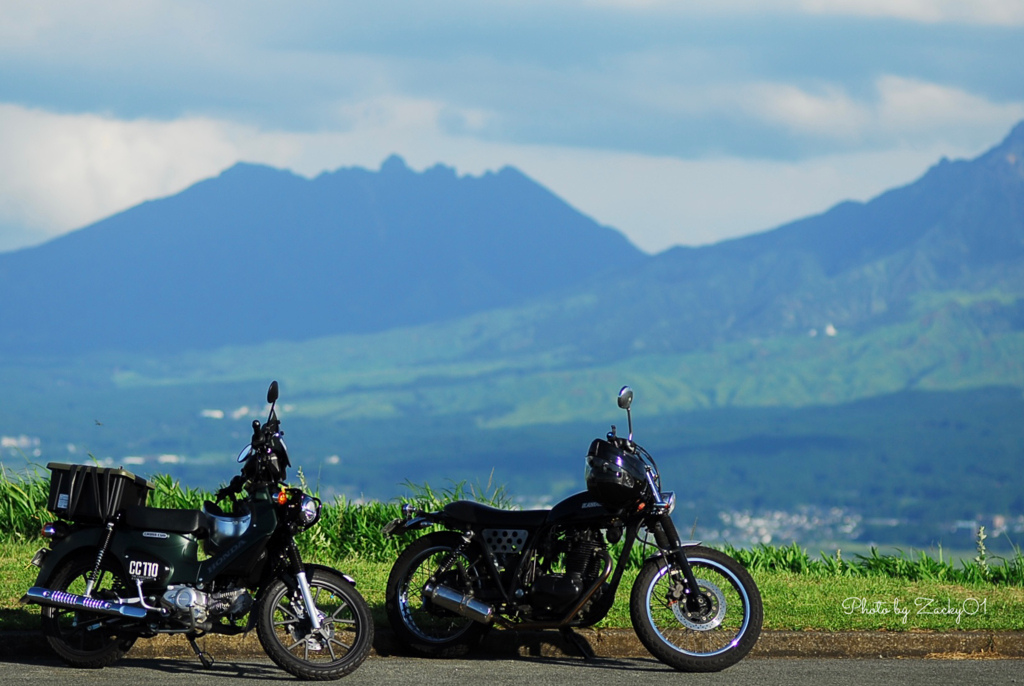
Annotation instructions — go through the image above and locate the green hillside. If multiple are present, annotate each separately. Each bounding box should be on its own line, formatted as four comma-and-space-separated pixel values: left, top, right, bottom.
3, 124, 1024, 554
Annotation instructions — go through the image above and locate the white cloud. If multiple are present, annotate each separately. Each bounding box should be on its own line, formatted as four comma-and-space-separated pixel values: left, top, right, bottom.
799, 0, 1024, 26
0, 104, 246, 236
581, 0, 1024, 25
724, 76, 1024, 145
874, 76, 1024, 131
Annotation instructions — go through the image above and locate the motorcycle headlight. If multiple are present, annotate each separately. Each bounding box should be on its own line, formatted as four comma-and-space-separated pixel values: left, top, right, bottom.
300, 495, 321, 526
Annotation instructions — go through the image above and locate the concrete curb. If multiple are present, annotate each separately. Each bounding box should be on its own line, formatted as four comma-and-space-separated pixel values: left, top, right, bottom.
3, 628, 1022, 661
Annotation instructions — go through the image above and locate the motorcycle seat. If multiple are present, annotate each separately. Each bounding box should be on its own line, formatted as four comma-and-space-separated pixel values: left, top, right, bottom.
443, 501, 548, 528
123, 505, 207, 536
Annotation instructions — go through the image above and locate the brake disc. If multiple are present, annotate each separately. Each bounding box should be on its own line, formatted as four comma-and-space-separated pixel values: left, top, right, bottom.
671, 578, 726, 630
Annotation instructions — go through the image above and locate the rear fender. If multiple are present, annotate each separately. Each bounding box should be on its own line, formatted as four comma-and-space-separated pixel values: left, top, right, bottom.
382, 512, 443, 537
32, 527, 108, 585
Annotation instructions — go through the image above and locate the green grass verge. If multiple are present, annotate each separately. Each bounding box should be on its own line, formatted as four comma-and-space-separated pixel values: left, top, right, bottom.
3, 468, 1023, 633
5, 540, 1023, 633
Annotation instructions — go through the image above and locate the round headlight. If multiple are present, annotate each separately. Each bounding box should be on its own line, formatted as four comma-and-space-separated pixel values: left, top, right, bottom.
300, 495, 321, 526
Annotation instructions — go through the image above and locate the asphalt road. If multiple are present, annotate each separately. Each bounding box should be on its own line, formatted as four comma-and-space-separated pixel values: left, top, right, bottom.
0, 655, 1021, 685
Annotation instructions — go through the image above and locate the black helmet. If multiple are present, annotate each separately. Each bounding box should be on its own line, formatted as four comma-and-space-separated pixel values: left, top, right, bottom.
584, 438, 647, 510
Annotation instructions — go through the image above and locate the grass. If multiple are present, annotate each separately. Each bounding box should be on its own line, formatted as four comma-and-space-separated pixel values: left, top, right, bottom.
2, 468, 1024, 633
6, 539, 1024, 633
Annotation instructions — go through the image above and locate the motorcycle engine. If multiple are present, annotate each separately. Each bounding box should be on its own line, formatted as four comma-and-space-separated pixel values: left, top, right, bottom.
161, 585, 252, 623
532, 529, 606, 612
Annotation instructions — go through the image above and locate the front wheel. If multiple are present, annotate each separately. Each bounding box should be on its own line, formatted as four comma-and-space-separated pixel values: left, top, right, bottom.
630, 546, 762, 672
256, 567, 373, 680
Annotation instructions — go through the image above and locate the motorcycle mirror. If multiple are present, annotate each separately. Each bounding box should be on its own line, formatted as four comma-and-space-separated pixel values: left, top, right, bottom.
267, 380, 279, 404
618, 386, 634, 442
617, 386, 633, 410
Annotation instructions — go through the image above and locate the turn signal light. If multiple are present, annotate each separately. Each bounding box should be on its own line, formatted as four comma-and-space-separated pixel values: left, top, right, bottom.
41, 522, 69, 539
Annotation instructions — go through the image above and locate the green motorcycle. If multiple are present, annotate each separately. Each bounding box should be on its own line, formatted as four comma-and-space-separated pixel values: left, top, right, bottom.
21, 381, 372, 680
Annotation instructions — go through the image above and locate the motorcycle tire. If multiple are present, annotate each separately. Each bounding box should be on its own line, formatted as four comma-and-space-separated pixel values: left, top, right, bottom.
256, 566, 374, 680
40, 553, 138, 668
630, 545, 762, 672
385, 531, 490, 657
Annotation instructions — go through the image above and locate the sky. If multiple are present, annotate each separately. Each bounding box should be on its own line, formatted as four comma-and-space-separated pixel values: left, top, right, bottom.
0, 0, 1022, 254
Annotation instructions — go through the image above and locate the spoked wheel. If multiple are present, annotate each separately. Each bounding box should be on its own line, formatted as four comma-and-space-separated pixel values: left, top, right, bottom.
257, 567, 374, 680
40, 554, 138, 668
630, 545, 762, 672
385, 531, 489, 657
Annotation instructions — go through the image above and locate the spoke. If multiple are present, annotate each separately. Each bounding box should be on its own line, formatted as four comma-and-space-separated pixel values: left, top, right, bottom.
328, 636, 352, 651
276, 604, 300, 622
286, 637, 305, 651
329, 604, 350, 621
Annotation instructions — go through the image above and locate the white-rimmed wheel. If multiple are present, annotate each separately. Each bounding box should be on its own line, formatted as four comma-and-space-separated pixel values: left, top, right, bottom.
630, 546, 762, 672
257, 567, 373, 680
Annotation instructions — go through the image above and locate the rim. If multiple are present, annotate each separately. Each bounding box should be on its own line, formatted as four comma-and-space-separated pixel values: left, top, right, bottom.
643, 555, 751, 657
269, 579, 361, 665
398, 545, 482, 643
44, 561, 130, 654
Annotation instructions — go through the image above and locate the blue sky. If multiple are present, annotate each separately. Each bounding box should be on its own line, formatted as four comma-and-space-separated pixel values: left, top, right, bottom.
1, 0, 1022, 253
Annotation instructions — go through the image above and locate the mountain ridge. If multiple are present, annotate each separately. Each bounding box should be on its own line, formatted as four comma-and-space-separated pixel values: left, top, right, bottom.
0, 156, 644, 354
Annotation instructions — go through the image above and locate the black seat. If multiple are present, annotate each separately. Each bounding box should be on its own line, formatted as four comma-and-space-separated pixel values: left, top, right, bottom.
443, 501, 548, 528
123, 505, 206, 535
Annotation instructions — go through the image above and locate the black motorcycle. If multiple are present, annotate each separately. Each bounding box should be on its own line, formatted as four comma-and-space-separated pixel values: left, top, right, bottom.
383, 386, 762, 672
21, 381, 373, 680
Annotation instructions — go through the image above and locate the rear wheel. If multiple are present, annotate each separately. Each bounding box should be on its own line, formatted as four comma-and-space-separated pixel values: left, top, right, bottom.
385, 532, 489, 657
40, 554, 137, 668
257, 567, 374, 680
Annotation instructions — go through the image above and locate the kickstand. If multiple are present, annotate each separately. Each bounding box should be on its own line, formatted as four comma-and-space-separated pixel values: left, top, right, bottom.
185, 632, 215, 669
559, 627, 595, 661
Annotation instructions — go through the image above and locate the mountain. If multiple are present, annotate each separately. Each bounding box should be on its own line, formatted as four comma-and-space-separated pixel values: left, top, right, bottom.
465, 121, 1024, 362
3, 124, 1024, 549
0, 156, 644, 355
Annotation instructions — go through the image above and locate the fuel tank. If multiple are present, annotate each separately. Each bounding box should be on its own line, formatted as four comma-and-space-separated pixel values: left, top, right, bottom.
546, 491, 613, 526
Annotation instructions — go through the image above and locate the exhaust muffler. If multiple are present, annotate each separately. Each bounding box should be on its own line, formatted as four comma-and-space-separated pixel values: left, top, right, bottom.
423, 582, 494, 624
22, 586, 149, 619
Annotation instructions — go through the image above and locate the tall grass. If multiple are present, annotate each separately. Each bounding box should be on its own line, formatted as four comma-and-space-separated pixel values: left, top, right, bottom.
0, 463, 50, 541
3, 463, 1024, 584
722, 538, 1024, 586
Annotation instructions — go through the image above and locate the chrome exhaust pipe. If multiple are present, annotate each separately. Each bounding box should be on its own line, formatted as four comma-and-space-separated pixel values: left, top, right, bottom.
22, 586, 149, 619
423, 582, 494, 624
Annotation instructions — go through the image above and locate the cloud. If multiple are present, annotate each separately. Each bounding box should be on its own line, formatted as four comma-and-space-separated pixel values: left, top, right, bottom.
723, 76, 1024, 146
0, 104, 253, 238
581, 0, 1024, 25
799, 0, 1024, 26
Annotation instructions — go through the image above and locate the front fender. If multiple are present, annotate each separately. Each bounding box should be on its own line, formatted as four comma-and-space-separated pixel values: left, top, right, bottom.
305, 562, 358, 587
31, 527, 107, 585
643, 539, 703, 566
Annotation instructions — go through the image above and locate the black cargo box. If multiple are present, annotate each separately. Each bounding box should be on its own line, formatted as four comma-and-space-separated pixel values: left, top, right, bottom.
46, 462, 154, 524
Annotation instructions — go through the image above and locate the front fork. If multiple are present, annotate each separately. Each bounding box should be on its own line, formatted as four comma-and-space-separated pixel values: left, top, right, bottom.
286, 541, 322, 631
648, 514, 706, 614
